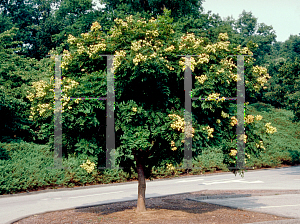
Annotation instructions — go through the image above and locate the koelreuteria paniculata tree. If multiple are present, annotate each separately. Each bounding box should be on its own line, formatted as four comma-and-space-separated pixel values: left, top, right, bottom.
27, 9, 277, 175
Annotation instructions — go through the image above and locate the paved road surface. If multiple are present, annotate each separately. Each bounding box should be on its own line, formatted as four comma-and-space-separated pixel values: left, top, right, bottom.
1, 166, 299, 224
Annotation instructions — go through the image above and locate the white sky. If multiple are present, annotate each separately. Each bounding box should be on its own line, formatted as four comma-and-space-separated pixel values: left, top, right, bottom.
202, 0, 300, 42
93, 0, 300, 42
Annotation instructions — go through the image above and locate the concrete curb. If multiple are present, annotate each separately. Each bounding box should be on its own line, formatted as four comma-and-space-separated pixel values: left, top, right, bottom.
245, 219, 300, 224
188, 193, 252, 200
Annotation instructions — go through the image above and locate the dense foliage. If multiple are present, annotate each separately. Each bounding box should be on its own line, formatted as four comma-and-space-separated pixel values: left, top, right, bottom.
0, 0, 299, 197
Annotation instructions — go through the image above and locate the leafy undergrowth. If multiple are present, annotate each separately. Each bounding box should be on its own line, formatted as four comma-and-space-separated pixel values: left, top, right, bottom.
1, 103, 299, 195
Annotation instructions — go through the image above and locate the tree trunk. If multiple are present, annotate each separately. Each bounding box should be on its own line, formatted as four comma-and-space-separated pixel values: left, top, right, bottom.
135, 151, 147, 212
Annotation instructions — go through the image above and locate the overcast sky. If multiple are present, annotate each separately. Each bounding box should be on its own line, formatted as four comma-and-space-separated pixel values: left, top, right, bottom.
202, 0, 300, 42
93, 0, 300, 42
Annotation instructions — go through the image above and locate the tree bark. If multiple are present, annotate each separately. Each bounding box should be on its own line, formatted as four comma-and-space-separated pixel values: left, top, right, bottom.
135, 150, 147, 212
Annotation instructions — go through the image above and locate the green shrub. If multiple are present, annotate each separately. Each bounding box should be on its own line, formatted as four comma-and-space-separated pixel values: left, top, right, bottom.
193, 145, 227, 172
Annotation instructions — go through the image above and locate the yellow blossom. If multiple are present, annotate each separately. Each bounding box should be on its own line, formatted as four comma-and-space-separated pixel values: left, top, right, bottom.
230, 116, 238, 126
195, 75, 208, 84
221, 111, 229, 118
170, 141, 175, 147
164, 45, 175, 52
205, 93, 226, 102
133, 53, 147, 66
168, 114, 195, 138
205, 125, 214, 138
245, 115, 254, 124
88, 42, 106, 58
91, 21, 101, 31
255, 115, 263, 121
80, 159, 96, 173
171, 147, 177, 151
265, 123, 277, 134
229, 149, 237, 156
166, 163, 175, 170
218, 33, 229, 41
67, 34, 77, 44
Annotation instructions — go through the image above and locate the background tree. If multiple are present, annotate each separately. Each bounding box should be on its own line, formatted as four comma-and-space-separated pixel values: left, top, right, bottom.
100, 0, 204, 21
0, 27, 52, 142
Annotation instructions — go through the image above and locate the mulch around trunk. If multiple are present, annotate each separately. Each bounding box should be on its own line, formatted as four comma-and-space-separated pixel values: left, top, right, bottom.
14, 190, 300, 224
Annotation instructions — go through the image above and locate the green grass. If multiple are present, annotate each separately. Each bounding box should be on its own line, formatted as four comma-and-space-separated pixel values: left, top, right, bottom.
246, 102, 300, 168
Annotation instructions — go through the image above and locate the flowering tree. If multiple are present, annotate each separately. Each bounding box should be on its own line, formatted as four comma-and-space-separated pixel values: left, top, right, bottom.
27, 10, 277, 212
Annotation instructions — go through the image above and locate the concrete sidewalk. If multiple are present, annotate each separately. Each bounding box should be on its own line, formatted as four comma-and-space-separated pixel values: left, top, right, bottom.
189, 193, 300, 224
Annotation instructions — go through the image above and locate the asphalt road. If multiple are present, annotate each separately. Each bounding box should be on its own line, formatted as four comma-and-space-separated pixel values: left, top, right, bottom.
1, 165, 300, 224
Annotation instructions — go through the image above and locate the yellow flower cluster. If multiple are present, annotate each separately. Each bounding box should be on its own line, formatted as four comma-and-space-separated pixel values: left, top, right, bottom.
81, 32, 90, 40
253, 66, 271, 87
221, 111, 229, 118
132, 107, 137, 112
168, 114, 195, 138
166, 163, 175, 170
88, 42, 106, 58
197, 53, 210, 64
195, 74, 208, 84
202, 125, 214, 139
126, 15, 134, 23
179, 56, 197, 72
170, 141, 177, 151
146, 30, 159, 37
220, 58, 237, 71
205, 93, 226, 102
230, 116, 238, 126
37, 103, 52, 116
136, 19, 147, 24
255, 115, 263, 121
67, 34, 77, 44
265, 123, 277, 134
133, 53, 148, 66
255, 140, 266, 149
218, 33, 229, 41
216, 119, 221, 124
91, 21, 101, 31
60, 78, 79, 112
113, 50, 126, 71
80, 159, 96, 173
61, 49, 73, 70
179, 54, 210, 71
229, 149, 237, 156
114, 18, 128, 28
204, 44, 216, 54
164, 45, 175, 52
74, 98, 81, 104
131, 40, 142, 51
26, 80, 48, 101
230, 72, 242, 82
214, 41, 230, 51
236, 45, 253, 55
110, 27, 122, 37
165, 63, 174, 71
216, 68, 225, 75
238, 134, 247, 143
62, 77, 79, 93
229, 149, 250, 158
245, 115, 254, 124
179, 33, 204, 50
148, 17, 156, 23
76, 43, 85, 55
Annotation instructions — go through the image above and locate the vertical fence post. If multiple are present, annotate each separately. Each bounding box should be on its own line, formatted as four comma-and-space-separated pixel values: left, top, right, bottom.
48, 54, 66, 170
